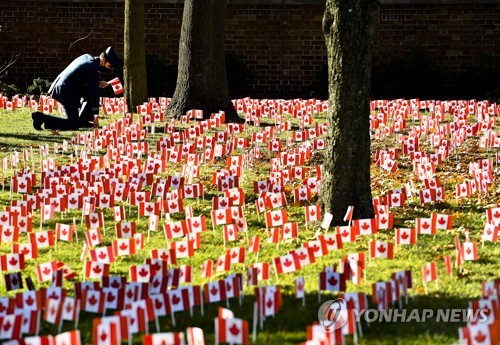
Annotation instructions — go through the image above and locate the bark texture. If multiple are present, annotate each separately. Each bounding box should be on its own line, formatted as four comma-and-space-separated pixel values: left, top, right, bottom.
166, 0, 241, 122
124, 0, 148, 111
320, 0, 379, 225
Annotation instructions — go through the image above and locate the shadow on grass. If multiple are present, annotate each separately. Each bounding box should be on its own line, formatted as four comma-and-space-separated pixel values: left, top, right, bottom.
50, 291, 471, 345
0, 132, 68, 147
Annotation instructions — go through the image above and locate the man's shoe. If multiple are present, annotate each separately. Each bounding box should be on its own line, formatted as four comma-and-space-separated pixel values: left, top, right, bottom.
31, 112, 44, 131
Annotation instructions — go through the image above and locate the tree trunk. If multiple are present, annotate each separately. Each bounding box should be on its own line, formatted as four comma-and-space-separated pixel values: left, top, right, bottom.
124, 0, 147, 111
166, 0, 241, 123
320, 0, 379, 225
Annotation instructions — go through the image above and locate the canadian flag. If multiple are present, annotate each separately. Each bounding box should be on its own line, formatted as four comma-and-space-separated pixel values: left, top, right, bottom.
415, 217, 436, 235
482, 222, 499, 243
43, 297, 63, 325
61, 296, 80, 322
150, 248, 177, 265
186, 327, 205, 345
245, 236, 260, 255
376, 213, 394, 230
211, 209, 233, 227
169, 240, 194, 259
463, 242, 479, 261
372, 281, 392, 310
290, 247, 316, 267
93, 315, 129, 345
139, 201, 161, 217
85, 212, 105, 230
130, 264, 152, 283
204, 280, 227, 303
30, 230, 55, 249
369, 241, 394, 259
4, 272, 23, 291
16, 290, 41, 311
255, 285, 283, 318
84, 261, 110, 280
36, 261, 58, 282
295, 276, 305, 299
112, 238, 136, 257
423, 262, 438, 284
459, 323, 499, 345
265, 209, 288, 227
353, 218, 378, 236
306, 322, 344, 345
223, 224, 239, 242
20, 310, 40, 336
1, 222, 18, 243
486, 206, 500, 226
55, 223, 74, 242
115, 222, 137, 239
81, 289, 105, 314
113, 206, 126, 222
186, 215, 207, 233
143, 332, 185, 345
249, 262, 270, 283
167, 288, 190, 314
215, 317, 248, 345
0, 253, 25, 272
319, 269, 346, 292
0, 313, 22, 340
396, 228, 416, 245
336, 225, 357, 243
41, 204, 55, 221
319, 234, 343, 251
201, 259, 214, 279
274, 253, 301, 275
303, 239, 328, 258
282, 222, 299, 240
85, 228, 103, 247
304, 205, 321, 222
162, 198, 184, 215
94, 321, 119, 345
108, 77, 124, 95
89, 246, 115, 264
54, 330, 81, 345
431, 213, 453, 230
164, 220, 188, 240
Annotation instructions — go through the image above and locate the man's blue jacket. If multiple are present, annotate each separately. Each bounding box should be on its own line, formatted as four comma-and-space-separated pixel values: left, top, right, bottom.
48, 54, 101, 116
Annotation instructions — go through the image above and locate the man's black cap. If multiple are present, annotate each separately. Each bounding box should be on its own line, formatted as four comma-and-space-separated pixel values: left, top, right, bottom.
104, 46, 120, 69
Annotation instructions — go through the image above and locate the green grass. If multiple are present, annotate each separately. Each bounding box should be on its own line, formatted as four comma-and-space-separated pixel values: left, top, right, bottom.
0, 104, 498, 345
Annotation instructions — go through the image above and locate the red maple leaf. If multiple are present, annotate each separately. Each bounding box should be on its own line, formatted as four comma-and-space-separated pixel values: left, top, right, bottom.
138, 268, 149, 277
327, 276, 338, 286
88, 295, 98, 305
229, 324, 240, 336
377, 244, 387, 253
474, 331, 486, 343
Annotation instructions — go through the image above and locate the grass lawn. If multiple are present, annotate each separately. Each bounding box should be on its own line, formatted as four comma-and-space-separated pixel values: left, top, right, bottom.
0, 100, 498, 345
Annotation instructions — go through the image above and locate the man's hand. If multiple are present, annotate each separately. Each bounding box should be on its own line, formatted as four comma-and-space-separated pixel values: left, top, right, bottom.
99, 81, 109, 89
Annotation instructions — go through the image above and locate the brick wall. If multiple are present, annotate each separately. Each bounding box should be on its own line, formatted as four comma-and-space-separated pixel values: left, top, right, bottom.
1, 1, 499, 99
